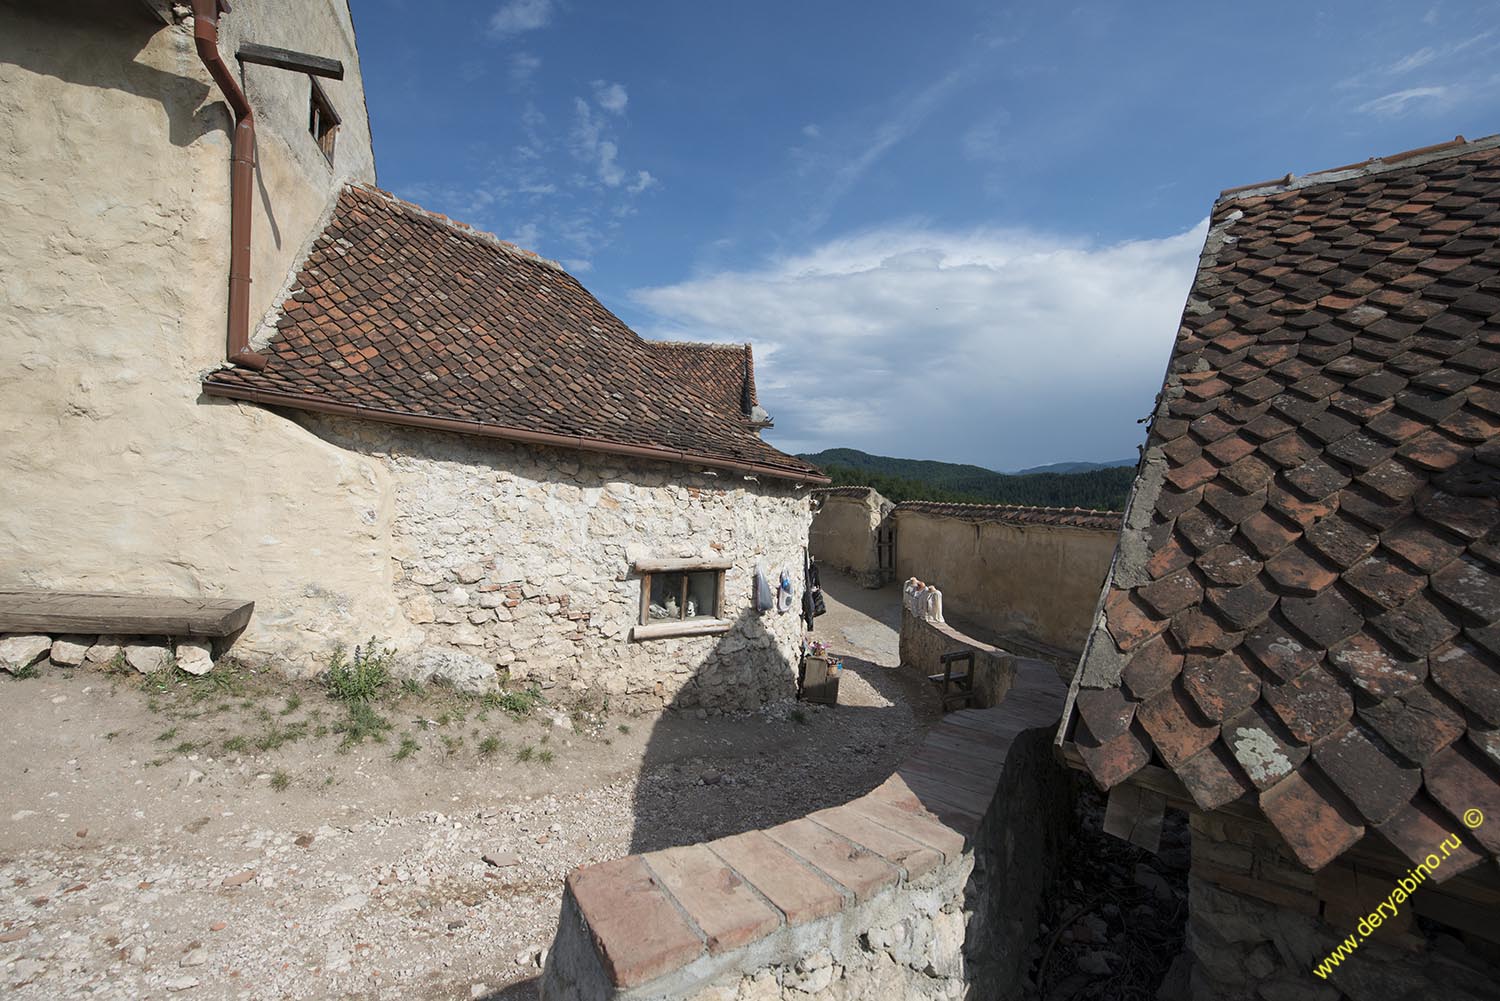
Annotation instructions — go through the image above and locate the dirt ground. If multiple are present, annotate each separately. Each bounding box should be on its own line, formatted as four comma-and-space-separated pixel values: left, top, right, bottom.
0, 573, 937, 1000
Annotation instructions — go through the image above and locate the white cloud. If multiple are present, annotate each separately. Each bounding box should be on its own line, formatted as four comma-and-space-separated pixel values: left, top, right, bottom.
1356, 85, 1451, 116
801, 124, 821, 139
1390, 47, 1437, 73
596, 140, 624, 187
628, 170, 657, 195
509, 52, 542, 86
593, 81, 629, 114
631, 222, 1207, 467
489, 0, 552, 38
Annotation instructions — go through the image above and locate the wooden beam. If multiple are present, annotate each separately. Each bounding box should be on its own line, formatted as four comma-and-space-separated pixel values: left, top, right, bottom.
237, 42, 344, 80
0, 590, 254, 638
631, 558, 733, 574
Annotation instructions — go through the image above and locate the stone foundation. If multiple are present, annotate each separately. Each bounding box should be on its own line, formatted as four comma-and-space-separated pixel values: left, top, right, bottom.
0, 632, 217, 676
1187, 812, 1500, 1001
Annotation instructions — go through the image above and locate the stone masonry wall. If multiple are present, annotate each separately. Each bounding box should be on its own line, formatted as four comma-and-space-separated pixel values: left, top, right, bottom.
898, 601, 1018, 710
303, 417, 814, 712
1187, 812, 1500, 1001
809, 491, 891, 587
538, 660, 1072, 1001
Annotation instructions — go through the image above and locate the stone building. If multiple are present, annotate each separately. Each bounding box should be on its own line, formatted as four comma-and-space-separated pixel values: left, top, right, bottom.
1057, 136, 1500, 999
0, 1, 824, 708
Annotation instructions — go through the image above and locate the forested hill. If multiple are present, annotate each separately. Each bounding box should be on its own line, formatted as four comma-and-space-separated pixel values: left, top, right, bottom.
798, 447, 1136, 510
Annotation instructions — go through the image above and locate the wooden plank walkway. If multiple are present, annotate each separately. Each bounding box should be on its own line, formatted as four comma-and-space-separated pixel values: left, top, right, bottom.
0, 590, 254, 638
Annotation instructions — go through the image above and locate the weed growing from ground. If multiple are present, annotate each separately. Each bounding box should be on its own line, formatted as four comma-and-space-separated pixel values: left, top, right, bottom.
336, 701, 391, 750
479, 735, 501, 757
270, 769, 291, 792
484, 685, 544, 718
400, 677, 424, 697
441, 734, 462, 756
515, 744, 535, 763
325, 639, 394, 704
393, 734, 419, 761
537, 748, 555, 765
279, 694, 302, 716
156, 727, 178, 743
618, 723, 631, 735
222, 735, 249, 754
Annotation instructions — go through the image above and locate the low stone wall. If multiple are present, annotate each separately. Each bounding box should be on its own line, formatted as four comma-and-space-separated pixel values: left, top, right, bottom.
897, 603, 1017, 709
0, 632, 218, 676
538, 661, 1072, 1001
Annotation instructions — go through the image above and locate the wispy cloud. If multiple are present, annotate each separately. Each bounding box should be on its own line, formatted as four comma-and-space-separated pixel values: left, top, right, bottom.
593, 81, 629, 114
1356, 85, 1452, 117
1390, 47, 1437, 73
632, 222, 1206, 467
489, 0, 552, 38
801, 124, 821, 139
508, 52, 542, 86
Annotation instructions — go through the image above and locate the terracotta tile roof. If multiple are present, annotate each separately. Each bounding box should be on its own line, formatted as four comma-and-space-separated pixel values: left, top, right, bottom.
203, 185, 824, 483
1065, 134, 1500, 874
644, 341, 757, 418
895, 501, 1123, 532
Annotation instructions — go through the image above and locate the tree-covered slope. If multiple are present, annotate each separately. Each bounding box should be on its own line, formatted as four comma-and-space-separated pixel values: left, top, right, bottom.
799, 448, 1135, 510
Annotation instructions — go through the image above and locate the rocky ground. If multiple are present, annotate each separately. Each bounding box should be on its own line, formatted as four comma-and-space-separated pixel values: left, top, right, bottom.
1022, 785, 1190, 1001
0, 574, 937, 1000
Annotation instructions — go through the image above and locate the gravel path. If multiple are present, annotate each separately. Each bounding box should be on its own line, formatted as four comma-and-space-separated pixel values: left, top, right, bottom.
0, 572, 937, 1000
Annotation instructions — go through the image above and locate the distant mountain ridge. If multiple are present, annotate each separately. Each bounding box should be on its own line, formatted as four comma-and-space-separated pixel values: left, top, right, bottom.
798, 448, 1134, 510
1012, 458, 1136, 475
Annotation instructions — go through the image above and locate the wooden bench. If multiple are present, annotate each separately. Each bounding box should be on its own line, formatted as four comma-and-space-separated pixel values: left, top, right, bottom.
0, 590, 254, 638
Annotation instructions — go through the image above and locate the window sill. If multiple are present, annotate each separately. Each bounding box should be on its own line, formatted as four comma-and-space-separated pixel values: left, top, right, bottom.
630, 619, 734, 642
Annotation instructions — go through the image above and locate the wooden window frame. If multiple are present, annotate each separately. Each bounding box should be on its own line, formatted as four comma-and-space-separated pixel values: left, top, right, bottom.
308, 76, 340, 165
630, 558, 732, 641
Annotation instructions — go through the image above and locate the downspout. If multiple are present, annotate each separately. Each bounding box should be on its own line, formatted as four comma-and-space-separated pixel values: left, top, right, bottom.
190, 0, 268, 370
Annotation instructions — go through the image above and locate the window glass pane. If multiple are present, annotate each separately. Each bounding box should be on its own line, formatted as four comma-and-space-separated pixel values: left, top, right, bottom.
648, 573, 686, 620
686, 572, 718, 620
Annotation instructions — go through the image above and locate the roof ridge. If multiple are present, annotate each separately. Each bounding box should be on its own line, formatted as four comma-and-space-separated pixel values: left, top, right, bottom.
897, 499, 1122, 516
647, 339, 748, 352
1216, 131, 1500, 203
351, 183, 567, 273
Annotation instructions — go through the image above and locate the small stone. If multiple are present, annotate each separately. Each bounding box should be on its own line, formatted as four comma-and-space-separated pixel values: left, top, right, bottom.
294, 833, 315, 848
209, 921, 226, 932
49, 637, 92, 667
701, 769, 721, 785
514, 947, 537, 967
180, 947, 207, 967
0, 928, 29, 944
222, 870, 257, 888
471, 986, 491, 999
165, 977, 199, 992
0, 635, 50, 674
1076, 951, 1112, 975
125, 642, 171, 674
175, 641, 213, 676
481, 852, 519, 868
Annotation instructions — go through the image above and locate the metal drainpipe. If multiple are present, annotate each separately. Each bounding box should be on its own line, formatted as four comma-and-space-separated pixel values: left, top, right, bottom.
190, 0, 268, 370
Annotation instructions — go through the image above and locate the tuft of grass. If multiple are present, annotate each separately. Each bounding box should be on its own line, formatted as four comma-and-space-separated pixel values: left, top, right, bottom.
483, 685, 544, 718
279, 694, 302, 716
441, 734, 463, 756
171, 741, 198, 755
479, 735, 502, 757
270, 769, 291, 792
617, 723, 631, 735
335, 701, 391, 750
155, 727, 179, 743
222, 735, 249, 754
400, 677, 424, 697
537, 748, 555, 765
392, 733, 419, 761
515, 744, 535, 763
325, 639, 395, 705
103, 730, 122, 741
790, 709, 808, 725
13, 663, 42, 680
254, 720, 308, 752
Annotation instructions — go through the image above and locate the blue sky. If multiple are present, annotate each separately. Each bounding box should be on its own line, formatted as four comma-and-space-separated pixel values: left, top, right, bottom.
354, 0, 1500, 471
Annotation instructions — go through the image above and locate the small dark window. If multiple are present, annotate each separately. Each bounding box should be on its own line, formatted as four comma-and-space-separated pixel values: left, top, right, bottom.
641, 570, 722, 624
308, 77, 339, 164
